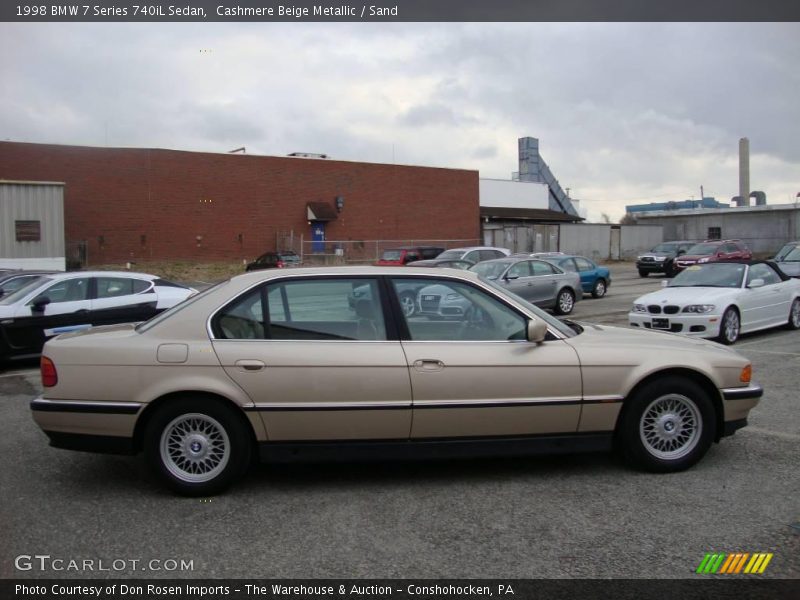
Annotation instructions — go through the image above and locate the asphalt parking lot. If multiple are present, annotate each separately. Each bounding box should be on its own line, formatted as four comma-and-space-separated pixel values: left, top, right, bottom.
0, 263, 797, 579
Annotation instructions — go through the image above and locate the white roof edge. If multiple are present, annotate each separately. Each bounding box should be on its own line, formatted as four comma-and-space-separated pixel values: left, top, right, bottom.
635, 203, 800, 218
0, 180, 66, 186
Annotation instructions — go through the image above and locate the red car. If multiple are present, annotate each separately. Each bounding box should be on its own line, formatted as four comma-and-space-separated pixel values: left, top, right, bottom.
674, 239, 752, 271
376, 246, 444, 266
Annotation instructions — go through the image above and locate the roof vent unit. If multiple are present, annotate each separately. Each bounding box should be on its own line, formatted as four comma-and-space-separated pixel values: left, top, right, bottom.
731, 195, 747, 207
750, 191, 766, 206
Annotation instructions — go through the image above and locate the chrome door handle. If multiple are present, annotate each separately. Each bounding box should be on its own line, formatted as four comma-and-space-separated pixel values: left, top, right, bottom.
413, 359, 445, 372
235, 359, 266, 371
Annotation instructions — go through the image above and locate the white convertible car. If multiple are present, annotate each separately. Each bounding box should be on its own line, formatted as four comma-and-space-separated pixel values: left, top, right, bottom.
629, 261, 800, 344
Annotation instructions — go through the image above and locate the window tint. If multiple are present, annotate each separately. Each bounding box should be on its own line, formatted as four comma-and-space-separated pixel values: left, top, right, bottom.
267, 279, 386, 341
216, 288, 266, 340
747, 264, 781, 286
558, 259, 577, 272
531, 261, 556, 276
96, 277, 152, 298
392, 278, 526, 342
480, 250, 504, 261
34, 278, 90, 304
574, 257, 594, 271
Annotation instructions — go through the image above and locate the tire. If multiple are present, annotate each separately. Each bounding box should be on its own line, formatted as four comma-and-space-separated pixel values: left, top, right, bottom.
144, 397, 252, 496
399, 292, 417, 318
716, 307, 740, 345
554, 288, 575, 315
787, 298, 800, 330
638, 269, 649, 278
619, 377, 715, 472
591, 278, 607, 299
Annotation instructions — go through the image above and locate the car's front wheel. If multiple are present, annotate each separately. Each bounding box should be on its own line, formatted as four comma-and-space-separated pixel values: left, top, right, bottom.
638, 269, 648, 278
619, 377, 715, 472
787, 298, 800, 330
716, 307, 740, 345
554, 289, 575, 315
399, 292, 417, 317
591, 279, 607, 298
144, 397, 252, 496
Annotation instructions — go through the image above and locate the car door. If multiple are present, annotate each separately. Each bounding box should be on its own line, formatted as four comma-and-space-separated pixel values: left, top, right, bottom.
500, 260, 536, 301
6, 276, 93, 355
740, 264, 792, 330
210, 276, 412, 441
389, 277, 582, 439
91, 275, 160, 325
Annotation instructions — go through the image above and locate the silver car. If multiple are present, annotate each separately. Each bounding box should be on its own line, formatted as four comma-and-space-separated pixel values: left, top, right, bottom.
469, 257, 582, 315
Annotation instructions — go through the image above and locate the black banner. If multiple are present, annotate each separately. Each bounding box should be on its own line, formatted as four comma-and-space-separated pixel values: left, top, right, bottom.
4, 579, 800, 600
2, 0, 800, 23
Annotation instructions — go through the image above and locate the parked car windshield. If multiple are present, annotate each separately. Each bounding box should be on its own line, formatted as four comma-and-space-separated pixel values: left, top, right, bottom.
775, 244, 799, 261
470, 260, 512, 280
380, 250, 403, 260
669, 263, 745, 288
481, 277, 577, 338
685, 243, 720, 255
651, 242, 681, 253
0, 277, 50, 305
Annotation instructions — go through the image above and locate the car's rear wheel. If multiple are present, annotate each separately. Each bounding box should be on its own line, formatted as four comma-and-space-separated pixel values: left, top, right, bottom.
144, 397, 252, 496
716, 307, 740, 345
619, 377, 715, 472
787, 298, 800, 330
554, 288, 575, 315
591, 279, 607, 298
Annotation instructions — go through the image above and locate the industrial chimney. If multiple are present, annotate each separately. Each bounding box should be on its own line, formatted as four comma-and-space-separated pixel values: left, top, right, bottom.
739, 138, 750, 207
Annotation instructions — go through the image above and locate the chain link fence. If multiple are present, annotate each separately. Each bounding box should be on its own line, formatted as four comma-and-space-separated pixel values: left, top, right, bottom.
282, 238, 482, 265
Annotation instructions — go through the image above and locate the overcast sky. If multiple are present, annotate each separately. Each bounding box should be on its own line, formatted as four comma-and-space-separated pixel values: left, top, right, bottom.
2, 22, 798, 221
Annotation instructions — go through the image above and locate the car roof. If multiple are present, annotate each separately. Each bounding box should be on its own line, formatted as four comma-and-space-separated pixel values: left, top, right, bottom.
231, 265, 486, 285
29, 270, 159, 281
442, 246, 509, 252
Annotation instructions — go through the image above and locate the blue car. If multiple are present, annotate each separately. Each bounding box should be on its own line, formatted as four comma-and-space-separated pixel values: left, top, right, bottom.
541, 254, 611, 298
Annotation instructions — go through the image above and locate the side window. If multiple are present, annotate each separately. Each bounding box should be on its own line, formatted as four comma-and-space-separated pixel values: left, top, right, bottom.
506, 261, 531, 278
266, 279, 386, 341
464, 250, 479, 263
392, 278, 526, 342
531, 261, 556, 276
33, 278, 90, 304
748, 264, 780, 286
215, 288, 265, 339
480, 250, 503, 261
559, 259, 578, 273
574, 257, 594, 272
96, 277, 152, 298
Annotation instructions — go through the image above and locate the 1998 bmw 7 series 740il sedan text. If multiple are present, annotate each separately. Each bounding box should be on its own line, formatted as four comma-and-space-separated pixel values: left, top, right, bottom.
31, 267, 763, 495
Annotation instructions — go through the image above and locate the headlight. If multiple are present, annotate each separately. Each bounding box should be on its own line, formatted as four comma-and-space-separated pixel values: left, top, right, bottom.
633, 304, 647, 313
698, 257, 710, 263
682, 304, 715, 313
654, 256, 667, 262
445, 293, 461, 301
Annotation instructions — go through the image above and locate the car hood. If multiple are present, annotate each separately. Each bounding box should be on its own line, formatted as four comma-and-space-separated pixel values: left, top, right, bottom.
676, 254, 711, 262
633, 286, 739, 306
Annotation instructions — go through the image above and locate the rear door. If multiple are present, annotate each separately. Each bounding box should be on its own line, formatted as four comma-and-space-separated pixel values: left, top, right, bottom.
211, 276, 412, 441
389, 276, 582, 439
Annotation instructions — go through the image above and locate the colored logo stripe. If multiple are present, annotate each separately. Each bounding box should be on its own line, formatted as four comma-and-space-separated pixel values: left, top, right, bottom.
696, 553, 773, 574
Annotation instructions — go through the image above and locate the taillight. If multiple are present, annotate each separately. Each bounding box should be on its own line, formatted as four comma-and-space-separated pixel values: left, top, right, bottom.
276, 260, 285, 268
41, 356, 58, 387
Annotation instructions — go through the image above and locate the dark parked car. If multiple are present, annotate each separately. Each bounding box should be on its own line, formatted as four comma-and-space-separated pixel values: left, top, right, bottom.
674, 240, 752, 272
636, 241, 696, 277
376, 246, 444, 266
773, 241, 800, 278
245, 251, 302, 271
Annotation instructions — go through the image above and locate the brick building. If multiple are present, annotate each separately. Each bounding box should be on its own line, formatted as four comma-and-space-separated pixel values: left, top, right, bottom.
0, 142, 479, 265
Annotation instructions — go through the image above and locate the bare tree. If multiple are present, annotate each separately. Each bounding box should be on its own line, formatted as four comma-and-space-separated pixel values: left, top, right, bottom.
619, 212, 637, 225
600, 212, 611, 224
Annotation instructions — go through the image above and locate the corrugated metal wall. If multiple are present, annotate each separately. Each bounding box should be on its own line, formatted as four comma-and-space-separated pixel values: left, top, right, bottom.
1, 181, 65, 267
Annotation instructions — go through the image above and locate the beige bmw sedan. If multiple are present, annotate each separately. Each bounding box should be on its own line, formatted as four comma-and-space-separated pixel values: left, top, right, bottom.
31, 267, 762, 496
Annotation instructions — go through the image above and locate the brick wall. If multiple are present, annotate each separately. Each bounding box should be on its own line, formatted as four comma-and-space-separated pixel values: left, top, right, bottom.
0, 142, 479, 264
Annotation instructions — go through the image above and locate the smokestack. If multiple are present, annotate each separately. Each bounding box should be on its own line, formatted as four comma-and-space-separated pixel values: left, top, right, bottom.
739, 138, 750, 207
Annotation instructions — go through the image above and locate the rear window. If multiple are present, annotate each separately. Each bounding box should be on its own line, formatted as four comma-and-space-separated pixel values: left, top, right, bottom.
436, 250, 463, 260
380, 250, 404, 261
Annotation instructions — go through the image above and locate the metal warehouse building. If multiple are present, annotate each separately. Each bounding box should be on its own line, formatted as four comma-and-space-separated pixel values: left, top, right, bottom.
633, 203, 800, 256
0, 180, 66, 270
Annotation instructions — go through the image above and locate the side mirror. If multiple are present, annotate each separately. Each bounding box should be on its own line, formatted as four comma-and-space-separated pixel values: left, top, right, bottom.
31, 297, 51, 314
505, 273, 519, 281
748, 278, 765, 289
526, 319, 548, 343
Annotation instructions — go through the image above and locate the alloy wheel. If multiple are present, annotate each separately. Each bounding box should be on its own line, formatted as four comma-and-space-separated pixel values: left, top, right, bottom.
639, 393, 701, 460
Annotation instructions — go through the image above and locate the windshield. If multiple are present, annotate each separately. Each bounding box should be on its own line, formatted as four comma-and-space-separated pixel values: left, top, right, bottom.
651, 243, 680, 253
470, 260, 512, 280
685, 243, 719, 255
380, 250, 403, 260
136, 280, 228, 332
481, 277, 577, 338
775, 244, 800, 261
436, 250, 463, 260
669, 263, 745, 288
0, 277, 50, 305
